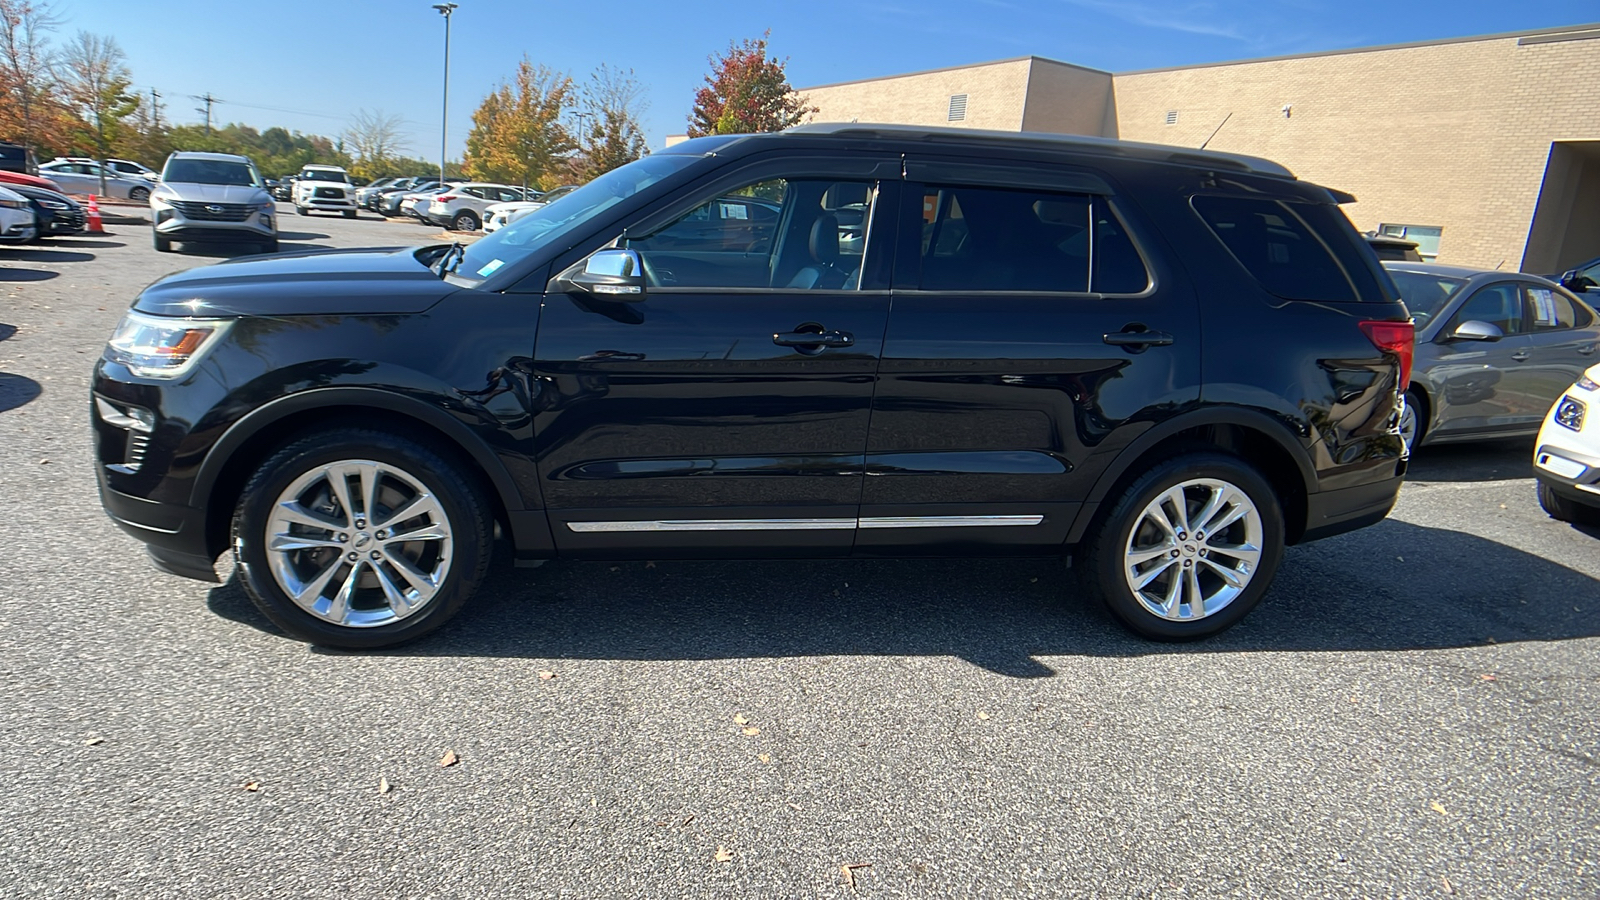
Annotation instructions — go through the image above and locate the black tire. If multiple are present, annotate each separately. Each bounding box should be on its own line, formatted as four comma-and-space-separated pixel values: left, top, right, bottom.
1079, 452, 1285, 641
451, 210, 480, 232
295, 205, 307, 216
1537, 480, 1600, 526
259, 238, 279, 254
231, 428, 493, 649
343, 209, 357, 219
152, 231, 172, 252
129, 185, 150, 202
1400, 389, 1427, 453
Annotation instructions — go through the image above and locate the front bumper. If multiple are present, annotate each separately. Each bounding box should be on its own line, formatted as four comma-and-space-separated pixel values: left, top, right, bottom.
0, 222, 38, 243
154, 206, 274, 241
98, 478, 219, 581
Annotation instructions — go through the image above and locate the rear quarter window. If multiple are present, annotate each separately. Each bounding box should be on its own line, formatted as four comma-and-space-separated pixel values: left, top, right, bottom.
1191, 195, 1359, 302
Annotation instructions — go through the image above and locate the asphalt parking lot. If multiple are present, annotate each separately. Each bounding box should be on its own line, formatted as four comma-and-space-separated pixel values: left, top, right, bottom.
2, 207, 1597, 898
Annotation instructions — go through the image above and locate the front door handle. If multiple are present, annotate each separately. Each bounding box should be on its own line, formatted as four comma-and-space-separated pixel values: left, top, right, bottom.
1510, 350, 1530, 362
774, 330, 853, 348
1579, 344, 1595, 356
1103, 330, 1175, 348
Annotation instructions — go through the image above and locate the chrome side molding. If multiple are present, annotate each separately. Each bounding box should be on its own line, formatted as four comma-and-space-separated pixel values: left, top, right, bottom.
566, 515, 1044, 533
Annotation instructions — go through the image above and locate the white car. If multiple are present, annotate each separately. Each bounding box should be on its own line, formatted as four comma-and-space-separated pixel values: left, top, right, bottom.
37, 159, 152, 201
1534, 362, 1600, 526
0, 184, 38, 243
291, 164, 358, 217
482, 199, 544, 232
425, 183, 532, 231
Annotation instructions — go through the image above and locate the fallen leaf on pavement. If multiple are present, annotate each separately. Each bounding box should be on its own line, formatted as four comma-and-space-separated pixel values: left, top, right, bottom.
1430, 801, 1447, 816
757, 753, 771, 764
1442, 875, 1455, 894
242, 781, 260, 792
714, 846, 733, 863
682, 814, 696, 826
83, 737, 103, 746
841, 862, 872, 891
741, 727, 760, 736
538, 670, 557, 681
379, 777, 391, 794
439, 749, 459, 767
977, 711, 991, 721
733, 714, 749, 726
1479, 674, 1496, 681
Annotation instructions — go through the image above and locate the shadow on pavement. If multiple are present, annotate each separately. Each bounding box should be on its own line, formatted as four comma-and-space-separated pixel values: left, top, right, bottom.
204, 517, 1600, 675
275, 231, 330, 241
1406, 438, 1534, 483
0, 324, 14, 341
0, 372, 42, 412
178, 242, 334, 259
0, 267, 58, 282
41, 238, 126, 249
1, 247, 94, 263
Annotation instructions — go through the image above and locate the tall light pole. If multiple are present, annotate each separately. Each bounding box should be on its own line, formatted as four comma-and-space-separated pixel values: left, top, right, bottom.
433, 3, 458, 185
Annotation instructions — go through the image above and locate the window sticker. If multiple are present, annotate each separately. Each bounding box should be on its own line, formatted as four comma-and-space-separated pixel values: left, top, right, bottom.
477, 259, 505, 277
720, 202, 748, 220
1531, 288, 1557, 326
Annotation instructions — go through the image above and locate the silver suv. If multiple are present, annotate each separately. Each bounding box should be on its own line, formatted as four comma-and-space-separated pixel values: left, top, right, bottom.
150, 152, 277, 254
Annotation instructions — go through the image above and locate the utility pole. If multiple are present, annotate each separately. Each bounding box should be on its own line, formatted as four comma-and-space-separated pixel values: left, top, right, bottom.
150, 88, 162, 129
194, 93, 221, 136
433, 3, 458, 184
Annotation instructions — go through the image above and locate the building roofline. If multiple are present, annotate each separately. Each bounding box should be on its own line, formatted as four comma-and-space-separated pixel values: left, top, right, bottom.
1115, 22, 1600, 76
799, 55, 1109, 92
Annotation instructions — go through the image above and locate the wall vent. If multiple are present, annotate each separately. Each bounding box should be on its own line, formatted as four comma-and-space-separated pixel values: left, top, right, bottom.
1165, 110, 1179, 125
948, 94, 968, 122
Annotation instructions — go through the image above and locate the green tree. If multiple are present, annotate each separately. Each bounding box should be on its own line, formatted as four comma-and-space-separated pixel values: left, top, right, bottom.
577, 63, 647, 181
687, 32, 814, 138
463, 57, 576, 190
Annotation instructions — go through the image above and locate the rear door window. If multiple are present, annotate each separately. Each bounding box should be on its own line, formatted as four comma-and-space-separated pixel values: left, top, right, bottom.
912, 184, 1148, 294
1192, 195, 1357, 302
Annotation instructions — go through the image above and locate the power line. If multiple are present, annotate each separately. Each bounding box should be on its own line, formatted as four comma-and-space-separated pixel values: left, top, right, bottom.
191, 93, 222, 135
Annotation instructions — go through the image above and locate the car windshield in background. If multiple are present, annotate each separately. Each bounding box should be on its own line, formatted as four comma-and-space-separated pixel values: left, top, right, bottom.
456, 155, 697, 281
301, 170, 346, 182
162, 160, 260, 187
1387, 269, 1468, 326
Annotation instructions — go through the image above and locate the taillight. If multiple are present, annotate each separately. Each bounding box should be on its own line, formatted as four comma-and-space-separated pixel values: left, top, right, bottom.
435, 195, 456, 202
1359, 320, 1414, 389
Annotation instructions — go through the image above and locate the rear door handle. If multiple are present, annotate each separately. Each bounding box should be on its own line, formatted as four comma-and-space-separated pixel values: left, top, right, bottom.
1510, 350, 1530, 362
1579, 345, 1595, 356
1103, 330, 1174, 347
774, 330, 853, 347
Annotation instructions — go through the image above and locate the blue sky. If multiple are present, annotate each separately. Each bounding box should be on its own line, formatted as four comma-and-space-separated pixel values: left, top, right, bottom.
62, 0, 1600, 163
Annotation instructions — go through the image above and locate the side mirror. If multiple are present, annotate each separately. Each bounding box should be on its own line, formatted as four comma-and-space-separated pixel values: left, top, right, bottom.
566, 249, 646, 300
1559, 270, 1595, 293
1449, 319, 1504, 342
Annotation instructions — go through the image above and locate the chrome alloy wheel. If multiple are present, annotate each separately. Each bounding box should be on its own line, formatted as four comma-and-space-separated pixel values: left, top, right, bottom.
1398, 395, 1419, 452
1122, 478, 1264, 621
263, 459, 454, 628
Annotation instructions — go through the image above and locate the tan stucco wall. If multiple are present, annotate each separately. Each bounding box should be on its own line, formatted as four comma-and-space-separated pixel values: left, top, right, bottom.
1020, 60, 1116, 137
802, 59, 1035, 131
1113, 32, 1600, 269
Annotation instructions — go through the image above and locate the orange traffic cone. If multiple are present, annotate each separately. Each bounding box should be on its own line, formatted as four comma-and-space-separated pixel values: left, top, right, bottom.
86, 194, 106, 234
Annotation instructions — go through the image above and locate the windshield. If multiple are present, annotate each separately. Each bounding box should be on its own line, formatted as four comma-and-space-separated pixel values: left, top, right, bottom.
300, 169, 347, 182
457, 155, 698, 281
162, 159, 262, 187
1387, 269, 1467, 326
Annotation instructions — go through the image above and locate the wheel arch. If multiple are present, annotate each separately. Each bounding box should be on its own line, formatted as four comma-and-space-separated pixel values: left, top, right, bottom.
1068, 407, 1319, 546
193, 387, 527, 558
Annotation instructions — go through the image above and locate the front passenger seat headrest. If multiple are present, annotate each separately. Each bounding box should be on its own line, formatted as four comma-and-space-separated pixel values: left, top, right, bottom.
810, 214, 840, 265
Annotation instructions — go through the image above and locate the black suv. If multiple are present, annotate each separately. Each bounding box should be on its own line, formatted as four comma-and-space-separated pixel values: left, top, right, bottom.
93, 124, 1413, 648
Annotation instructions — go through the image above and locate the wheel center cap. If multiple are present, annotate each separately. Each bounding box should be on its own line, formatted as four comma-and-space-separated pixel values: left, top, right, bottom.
1184, 544, 1197, 555
354, 533, 372, 549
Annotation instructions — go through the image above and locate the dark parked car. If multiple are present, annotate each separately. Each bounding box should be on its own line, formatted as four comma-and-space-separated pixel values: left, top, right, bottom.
4, 183, 85, 238
272, 177, 296, 202
1364, 232, 1423, 261
1385, 261, 1600, 451
93, 123, 1411, 649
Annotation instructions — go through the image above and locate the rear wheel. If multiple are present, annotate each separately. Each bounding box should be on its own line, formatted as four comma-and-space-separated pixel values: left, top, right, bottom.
1537, 480, 1600, 526
343, 209, 357, 219
1399, 389, 1426, 453
152, 232, 172, 252
451, 210, 480, 232
1080, 452, 1285, 640
231, 429, 493, 648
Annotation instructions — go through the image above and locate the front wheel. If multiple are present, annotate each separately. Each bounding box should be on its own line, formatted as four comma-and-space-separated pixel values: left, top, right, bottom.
232, 429, 493, 648
1537, 480, 1600, 526
295, 205, 306, 216
343, 209, 357, 219
1079, 452, 1285, 641
129, 185, 150, 202
152, 231, 172, 252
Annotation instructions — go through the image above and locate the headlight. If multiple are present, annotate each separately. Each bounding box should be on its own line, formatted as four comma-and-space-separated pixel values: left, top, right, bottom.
0, 198, 26, 209
105, 310, 232, 379
1554, 396, 1586, 432
39, 200, 70, 210
1578, 375, 1600, 392
150, 193, 175, 207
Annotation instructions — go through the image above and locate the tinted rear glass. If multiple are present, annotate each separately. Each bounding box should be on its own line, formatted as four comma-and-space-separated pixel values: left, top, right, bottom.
1192, 195, 1356, 302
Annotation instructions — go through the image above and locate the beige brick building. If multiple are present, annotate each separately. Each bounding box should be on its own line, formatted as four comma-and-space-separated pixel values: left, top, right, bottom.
797, 25, 1600, 273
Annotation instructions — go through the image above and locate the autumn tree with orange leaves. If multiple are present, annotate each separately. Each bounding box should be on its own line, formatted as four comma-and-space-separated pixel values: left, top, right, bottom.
687, 33, 814, 138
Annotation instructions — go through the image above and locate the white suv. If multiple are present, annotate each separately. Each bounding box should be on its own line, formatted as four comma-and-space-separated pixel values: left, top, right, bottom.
292, 164, 358, 217
1534, 362, 1600, 526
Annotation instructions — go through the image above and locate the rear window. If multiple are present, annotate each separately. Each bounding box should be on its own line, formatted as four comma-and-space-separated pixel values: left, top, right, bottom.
1192, 195, 1356, 302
